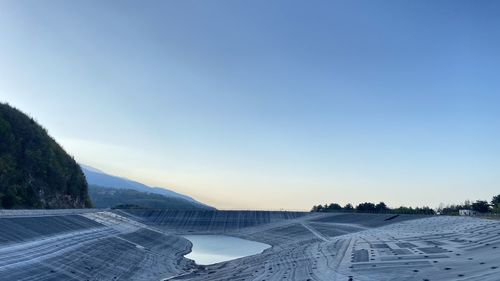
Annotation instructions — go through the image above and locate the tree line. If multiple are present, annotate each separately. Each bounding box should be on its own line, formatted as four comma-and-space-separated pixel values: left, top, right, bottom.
437, 195, 500, 215
311, 202, 435, 215
311, 194, 500, 215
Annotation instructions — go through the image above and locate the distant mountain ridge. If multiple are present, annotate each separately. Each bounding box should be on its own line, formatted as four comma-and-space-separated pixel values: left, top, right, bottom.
81, 164, 213, 209
88, 185, 210, 210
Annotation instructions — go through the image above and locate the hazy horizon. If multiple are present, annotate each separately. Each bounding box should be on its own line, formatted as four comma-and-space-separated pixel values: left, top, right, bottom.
1, 0, 499, 210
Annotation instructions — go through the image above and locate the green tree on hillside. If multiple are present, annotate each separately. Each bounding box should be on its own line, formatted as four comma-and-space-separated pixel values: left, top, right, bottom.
0, 103, 92, 209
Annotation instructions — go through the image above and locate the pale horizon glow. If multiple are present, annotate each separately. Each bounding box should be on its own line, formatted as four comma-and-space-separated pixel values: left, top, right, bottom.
1, 0, 499, 210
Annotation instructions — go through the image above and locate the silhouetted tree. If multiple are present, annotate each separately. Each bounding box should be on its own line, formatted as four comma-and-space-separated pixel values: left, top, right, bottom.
375, 202, 388, 212
471, 200, 490, 213
463, 200, 472, 209
311, 204, 324, 212
327, 203, 342, 211
491, 195, 500, 210
356, 202, 376, 212
439, 204, 462, 215
344, 203, 354, 211
412, 206, 435, 215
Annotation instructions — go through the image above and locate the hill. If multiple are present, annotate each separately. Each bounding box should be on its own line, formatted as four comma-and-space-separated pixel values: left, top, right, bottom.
88, 185, 210, 209
81, 165, 213, 209
0, 103, 92, 208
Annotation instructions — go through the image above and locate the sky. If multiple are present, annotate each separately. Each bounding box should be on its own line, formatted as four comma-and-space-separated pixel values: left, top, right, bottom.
1, 0, 499, 210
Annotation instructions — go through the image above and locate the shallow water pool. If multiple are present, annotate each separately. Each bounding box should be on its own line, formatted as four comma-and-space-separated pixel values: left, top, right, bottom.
183, 235, 271, 265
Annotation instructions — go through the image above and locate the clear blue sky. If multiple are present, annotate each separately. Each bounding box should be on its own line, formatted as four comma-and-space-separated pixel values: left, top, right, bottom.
1, 0, 499, 210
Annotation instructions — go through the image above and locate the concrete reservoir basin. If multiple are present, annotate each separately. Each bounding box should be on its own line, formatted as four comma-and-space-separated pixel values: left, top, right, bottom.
183, 235, 271, 265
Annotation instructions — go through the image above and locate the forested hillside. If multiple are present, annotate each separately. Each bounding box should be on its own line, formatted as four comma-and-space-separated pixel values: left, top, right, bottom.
0, 103, 92, 208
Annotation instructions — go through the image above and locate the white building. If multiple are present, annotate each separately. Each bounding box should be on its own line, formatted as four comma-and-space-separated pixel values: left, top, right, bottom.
459, 209, 476, 216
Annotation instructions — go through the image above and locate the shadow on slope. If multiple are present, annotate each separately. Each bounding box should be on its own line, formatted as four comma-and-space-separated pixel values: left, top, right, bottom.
312, 213, 429, 227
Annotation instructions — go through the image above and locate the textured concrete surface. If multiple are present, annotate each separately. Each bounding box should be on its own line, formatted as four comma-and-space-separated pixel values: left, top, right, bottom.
0, 210, 499, 280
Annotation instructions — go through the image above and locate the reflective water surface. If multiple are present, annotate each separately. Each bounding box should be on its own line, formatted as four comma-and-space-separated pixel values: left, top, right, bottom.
183, 235, 271, 265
